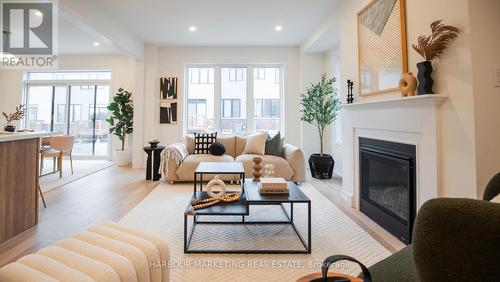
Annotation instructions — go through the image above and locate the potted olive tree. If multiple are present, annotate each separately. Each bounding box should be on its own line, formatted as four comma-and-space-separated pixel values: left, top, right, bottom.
300, 74, 341, 179
106, 88, 134, 166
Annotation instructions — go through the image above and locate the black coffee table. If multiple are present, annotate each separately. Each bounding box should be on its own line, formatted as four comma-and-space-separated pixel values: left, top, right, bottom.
183, 180, 311, 254
193, 162, 245, 194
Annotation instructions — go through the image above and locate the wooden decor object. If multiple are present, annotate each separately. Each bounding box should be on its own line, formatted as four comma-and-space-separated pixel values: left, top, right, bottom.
252, 157, 262, 182
206, 176, 226, 198
399, 72, 417, 96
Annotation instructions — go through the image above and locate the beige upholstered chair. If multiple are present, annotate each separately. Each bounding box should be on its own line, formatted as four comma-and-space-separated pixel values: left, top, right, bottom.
40, 135, 75, 178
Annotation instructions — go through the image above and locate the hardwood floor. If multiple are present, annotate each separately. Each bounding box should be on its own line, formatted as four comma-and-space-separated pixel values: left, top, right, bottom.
0, 165, 403, 267
0, 165, 158, 267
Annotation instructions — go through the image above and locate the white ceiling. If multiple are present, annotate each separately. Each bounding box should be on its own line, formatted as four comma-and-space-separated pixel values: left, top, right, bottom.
58, 17, 120, 54
95, 0, 338, 46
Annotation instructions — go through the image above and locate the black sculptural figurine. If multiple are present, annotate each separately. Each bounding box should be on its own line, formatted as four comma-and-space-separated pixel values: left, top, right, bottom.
347, 80, 354, 104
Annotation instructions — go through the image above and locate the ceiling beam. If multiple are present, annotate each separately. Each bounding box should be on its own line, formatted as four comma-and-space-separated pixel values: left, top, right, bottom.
58, 0, 144, 60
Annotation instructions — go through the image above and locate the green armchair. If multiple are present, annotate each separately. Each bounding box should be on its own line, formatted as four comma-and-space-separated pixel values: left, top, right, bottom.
358, 172, 500, 282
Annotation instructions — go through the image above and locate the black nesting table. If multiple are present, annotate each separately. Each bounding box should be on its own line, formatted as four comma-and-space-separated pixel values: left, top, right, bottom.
184, 177, 311, 254
193, 162, 245, 193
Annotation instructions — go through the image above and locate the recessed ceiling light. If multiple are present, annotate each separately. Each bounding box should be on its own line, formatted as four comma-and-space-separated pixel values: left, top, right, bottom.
189, 26, 197, 32
93, 42, 100, 47
275, 25, 283, 31
35, 11, 43, 17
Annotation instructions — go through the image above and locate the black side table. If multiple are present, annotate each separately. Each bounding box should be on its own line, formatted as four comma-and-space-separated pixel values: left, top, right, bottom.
143, 146, 165, 181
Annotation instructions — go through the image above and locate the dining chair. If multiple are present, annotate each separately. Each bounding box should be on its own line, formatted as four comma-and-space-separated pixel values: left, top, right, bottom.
40, 135, 75, 178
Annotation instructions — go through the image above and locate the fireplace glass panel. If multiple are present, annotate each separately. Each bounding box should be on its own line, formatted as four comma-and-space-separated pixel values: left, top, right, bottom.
363, 151, 410, 222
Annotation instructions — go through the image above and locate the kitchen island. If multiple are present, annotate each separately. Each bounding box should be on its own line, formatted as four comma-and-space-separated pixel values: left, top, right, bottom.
0, 131, 53, 245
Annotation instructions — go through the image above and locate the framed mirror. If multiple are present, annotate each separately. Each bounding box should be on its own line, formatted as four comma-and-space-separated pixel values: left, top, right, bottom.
357, 0, 408, 96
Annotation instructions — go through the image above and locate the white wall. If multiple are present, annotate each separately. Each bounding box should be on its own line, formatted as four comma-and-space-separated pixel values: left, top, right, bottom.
141, 46, 302, 151
331, 0, 477, 198
324, 44, 343, 176
299, 52, 332, 159
469, 0, 500, 198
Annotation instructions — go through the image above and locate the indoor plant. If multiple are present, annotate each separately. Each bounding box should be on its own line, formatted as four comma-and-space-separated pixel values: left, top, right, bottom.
412, 20, 460, 94
300, 74, 341, 179
106, 88, 134, 166
2, 104, 25, 132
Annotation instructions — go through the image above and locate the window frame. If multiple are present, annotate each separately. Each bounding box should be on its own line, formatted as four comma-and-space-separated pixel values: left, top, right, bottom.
22, 70, 112, 159
183, 64, 284, 136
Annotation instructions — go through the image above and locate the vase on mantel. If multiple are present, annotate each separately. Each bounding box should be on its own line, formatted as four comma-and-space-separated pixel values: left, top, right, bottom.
416, 61, 434, 95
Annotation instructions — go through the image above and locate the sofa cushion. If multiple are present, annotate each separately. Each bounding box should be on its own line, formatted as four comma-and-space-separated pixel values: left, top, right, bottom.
235, 154, 294, 180
265, 131, 283, 156
185, 136, 195, 154
216, 136, 236, 157
194, 132, 217, 154
209, 142, 225, 156
177, 154, 236, 181
235, 136, 247, 156
243, 132, 267, 155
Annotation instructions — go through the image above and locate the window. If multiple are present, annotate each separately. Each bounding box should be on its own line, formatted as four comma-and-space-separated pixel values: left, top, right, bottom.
89, 104, 108, 120
185, 65, 282, 135
28, 105, 38, 121
187, 99, 208, 132
254, 99, 280, 118
253, 67, 281, 131
56, 104, 66, 123
24, 71, 111, 157
228, 68, 243, 82
255, 68, 266, 80
222, 99, 241, 118
190, 68, 214, 84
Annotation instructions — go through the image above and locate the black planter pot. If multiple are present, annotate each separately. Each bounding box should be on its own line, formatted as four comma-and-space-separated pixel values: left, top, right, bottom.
4, 125, 16, 132
417, 61, 434, 95
308, 154, 334, 179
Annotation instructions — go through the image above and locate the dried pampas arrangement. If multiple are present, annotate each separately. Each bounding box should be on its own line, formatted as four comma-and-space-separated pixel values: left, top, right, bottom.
3, 104, 25, 122
412, 20, 460, 61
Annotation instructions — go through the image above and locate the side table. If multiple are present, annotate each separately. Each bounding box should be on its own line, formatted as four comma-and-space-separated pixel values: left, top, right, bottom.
143, 145, 165, 181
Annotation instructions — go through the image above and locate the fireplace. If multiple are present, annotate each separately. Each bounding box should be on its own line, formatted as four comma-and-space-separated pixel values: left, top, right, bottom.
359, 137, 416, 244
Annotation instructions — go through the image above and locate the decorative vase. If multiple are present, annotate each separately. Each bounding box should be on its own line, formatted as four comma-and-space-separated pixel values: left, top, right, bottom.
149, 141, 159, 148
308, 154, 334, 179
416, 61, 434, 94
399, 72, 418, 97
252, 157, 262, 182
3, 123, 16, 132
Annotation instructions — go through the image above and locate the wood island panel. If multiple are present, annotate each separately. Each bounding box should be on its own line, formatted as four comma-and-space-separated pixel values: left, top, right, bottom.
0, 138, 39, 244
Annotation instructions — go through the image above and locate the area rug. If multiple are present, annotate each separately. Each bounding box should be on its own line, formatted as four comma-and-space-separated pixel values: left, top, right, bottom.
119, 182, 391, 281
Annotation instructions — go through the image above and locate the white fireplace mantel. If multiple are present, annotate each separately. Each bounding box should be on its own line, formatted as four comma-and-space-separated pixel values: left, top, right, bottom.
343, 94, 448, 110
341, 94, 448, 210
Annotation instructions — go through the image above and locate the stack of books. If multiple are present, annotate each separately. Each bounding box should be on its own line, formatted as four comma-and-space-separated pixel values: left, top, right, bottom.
259, 178, 289, 194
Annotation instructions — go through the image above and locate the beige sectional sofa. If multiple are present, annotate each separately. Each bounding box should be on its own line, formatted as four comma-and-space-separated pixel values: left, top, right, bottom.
163, 135, 306, 183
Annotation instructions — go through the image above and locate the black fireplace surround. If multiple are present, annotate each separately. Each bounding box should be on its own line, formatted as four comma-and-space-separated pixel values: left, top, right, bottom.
359, 137, 416, 244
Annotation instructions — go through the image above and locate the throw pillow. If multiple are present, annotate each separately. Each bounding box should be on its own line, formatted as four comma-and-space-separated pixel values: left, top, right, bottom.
194, 132, 217, 154
243, 132, 267, 155
265, 131, 283, 156
209, 142, 225, 156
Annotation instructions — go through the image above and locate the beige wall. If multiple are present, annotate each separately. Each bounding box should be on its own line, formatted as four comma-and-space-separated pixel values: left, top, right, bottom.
142, 46, 302, 149
469, 0, 500, 198
336, 0, 478, 198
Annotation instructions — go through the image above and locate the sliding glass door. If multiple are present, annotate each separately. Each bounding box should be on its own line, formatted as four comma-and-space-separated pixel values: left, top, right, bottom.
25, 83, 110, 157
